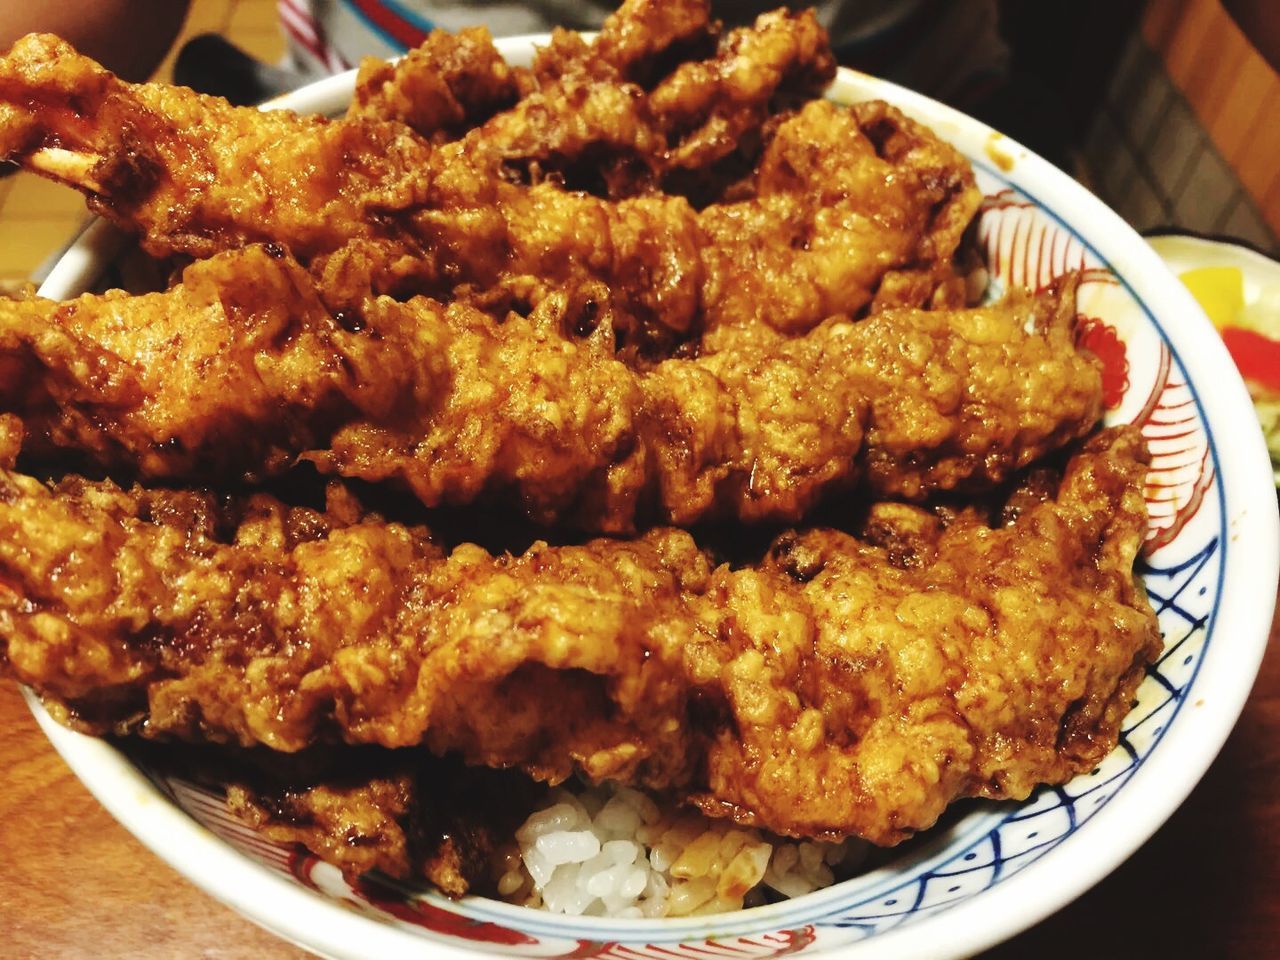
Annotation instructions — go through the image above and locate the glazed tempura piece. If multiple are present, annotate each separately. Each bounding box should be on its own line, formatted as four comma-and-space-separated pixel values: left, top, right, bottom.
0, 429, 1159, 844
0, 245, 1099, 529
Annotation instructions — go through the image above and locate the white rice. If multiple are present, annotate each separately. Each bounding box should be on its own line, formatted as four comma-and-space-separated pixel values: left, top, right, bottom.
496, 782, 867, 918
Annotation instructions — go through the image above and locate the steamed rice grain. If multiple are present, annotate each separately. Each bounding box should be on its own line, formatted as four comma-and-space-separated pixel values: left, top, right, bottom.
501, 782, 867, 918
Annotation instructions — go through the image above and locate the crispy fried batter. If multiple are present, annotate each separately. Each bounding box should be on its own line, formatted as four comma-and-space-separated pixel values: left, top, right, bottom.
839, 275, 1103, 499
854, 101, 987, 312
316, 96, 978, 342
0, 429, 1158, 842
348, 26, 519, 141
699, 100, 980, 337
650, 8, 835, 175
527, 0, 836, 188
403, 181, 705, 350
694, 428, 1160, 838
0, 246, 376, 480
223, 752, 542, 895
0, 34, 434, 262
437, 77, 667, 198
0, 34, 975, 346
532, 0, 714, 86
0, 247, 1099, 528
285, 273, 1105, 514
229, 774, 416, 879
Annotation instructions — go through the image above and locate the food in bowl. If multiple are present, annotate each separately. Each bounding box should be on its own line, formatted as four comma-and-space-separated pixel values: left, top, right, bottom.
1174, 258, 1280, 477
0, 0, 1174, 931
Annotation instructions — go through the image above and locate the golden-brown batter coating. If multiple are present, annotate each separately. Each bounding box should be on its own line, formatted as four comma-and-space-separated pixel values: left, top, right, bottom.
410, 184, 706, 349
348, 26, 519, 141
531, 0, 714, 86
0, 248, 1100, 529
0, 246, 375, 479
433, 75, 669, 199
529, 2, 834, 185
699, 99, 979, 338
838, 275, 1104, 499
222, 751, 541, 895
0, 34, 434, 262
0, 428, 1158, 843
229, 775, 416, 880
126, 737, 539, 895
0, 34, 701, 346
695, 429, 1159, 839
0, 31, 974, 346
648, 8, 835, 175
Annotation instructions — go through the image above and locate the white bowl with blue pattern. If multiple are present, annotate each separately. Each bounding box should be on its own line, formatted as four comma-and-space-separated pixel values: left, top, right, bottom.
25, 35, 1280, 960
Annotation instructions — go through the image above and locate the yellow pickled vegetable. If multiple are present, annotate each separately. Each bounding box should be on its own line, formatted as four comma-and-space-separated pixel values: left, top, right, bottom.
1179, 266, 1245, 330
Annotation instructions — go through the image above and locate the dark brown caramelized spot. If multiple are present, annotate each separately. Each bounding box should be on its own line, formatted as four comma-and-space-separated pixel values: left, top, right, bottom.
769, 531, 825, 583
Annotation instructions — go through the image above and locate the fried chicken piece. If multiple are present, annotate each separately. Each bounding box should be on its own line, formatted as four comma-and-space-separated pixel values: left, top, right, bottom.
855, 100, 988, 312
307, 284, 668, 530
0, 428, 1158, 843
0, 247, 650, 525
223, 751, 542, 895
364, 7, 708, 196
264, 275, 1100, 516
838, 274, 1103, 499
649, 8, 836, 176
348, 26, 519, 142
401, 89, 977, 344
436, 77, 668, 198
698, 99, 981, 338
229, 773, 415, 880
0, 247, 821, 528
228, 772, 525, 897
0, 34, 433, 262
0, 33, 976, 345
521, 3, 838, 206
0, 35, 701, 346
0, 245, 390, 480
407, 93, 975, 340
532, 4, 834, 182
127, 737, 540, 896
402, 62, 695, 330
0, 247, 1100, 527
694, 427, 1160, 839
531, 0, 714, 86
317, 277, 867, 528
592, 0, 715, 83
413, 186, 704, 349
0, 473, 706, 788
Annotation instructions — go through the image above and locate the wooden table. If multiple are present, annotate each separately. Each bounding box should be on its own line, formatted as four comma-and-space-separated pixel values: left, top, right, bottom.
3, 604, 1277, 960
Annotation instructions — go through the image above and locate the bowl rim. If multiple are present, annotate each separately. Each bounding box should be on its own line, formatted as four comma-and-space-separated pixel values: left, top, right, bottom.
1143, 228, 1280, 270
25, 33, 1280, 960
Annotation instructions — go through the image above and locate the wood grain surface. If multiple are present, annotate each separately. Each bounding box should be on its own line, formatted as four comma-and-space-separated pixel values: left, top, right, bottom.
1144, 0, 1280, 235
2, 598, 1277, 960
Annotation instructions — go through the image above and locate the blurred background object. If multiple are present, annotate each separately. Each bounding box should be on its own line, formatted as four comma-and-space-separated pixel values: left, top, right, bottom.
0, 0, 191, 81
1079, 0, 1278, 252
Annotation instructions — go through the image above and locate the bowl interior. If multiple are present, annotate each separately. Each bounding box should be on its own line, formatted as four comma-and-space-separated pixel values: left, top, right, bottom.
27, 36, 1280, 960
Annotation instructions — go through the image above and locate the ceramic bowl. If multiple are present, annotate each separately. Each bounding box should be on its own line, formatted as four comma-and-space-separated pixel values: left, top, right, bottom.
25, 35, 1280, 960
1145, 231, 1280, 483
